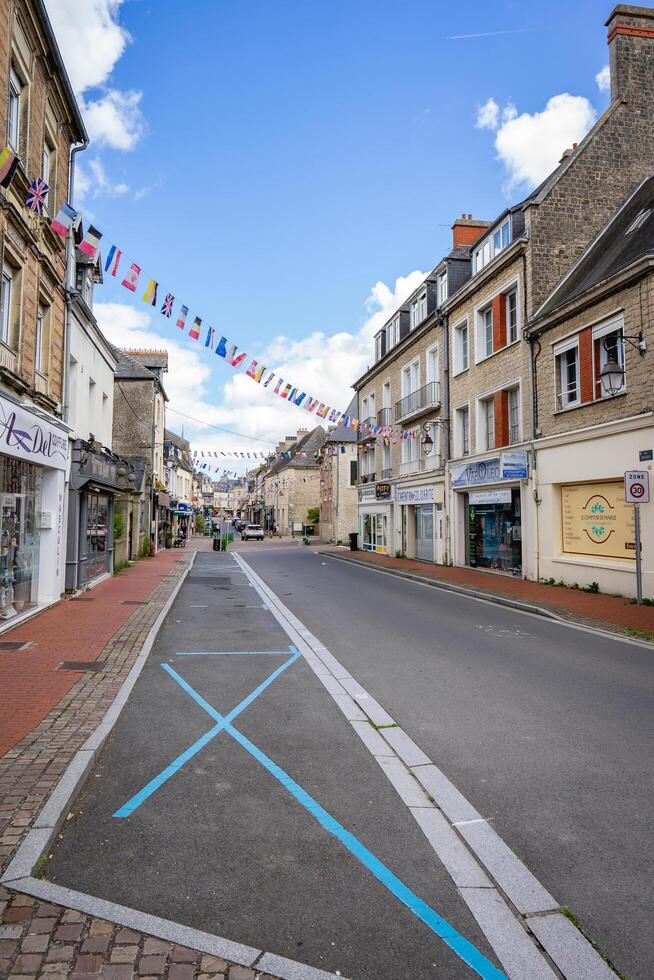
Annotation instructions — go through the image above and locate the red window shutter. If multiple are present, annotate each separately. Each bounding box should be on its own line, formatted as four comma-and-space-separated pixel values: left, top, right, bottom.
494, 390, 509, 447
492, 294, 506, 352
579, 327, 594, 403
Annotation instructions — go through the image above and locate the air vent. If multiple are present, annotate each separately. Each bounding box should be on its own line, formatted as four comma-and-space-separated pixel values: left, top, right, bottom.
58, 661, 106, 671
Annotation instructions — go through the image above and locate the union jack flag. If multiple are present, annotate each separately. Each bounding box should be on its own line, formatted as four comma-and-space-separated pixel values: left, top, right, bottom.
160, 293, 174, 317
26, 177, 49, 214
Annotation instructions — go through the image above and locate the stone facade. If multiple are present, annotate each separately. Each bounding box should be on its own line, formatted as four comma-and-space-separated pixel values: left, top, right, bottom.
319, 440, 358, 543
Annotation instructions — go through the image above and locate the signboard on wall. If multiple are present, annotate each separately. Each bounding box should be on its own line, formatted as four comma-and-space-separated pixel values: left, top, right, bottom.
0, 393, 68, 471
469, 489, 512, 505
561, 482, 635, 560
397, 485, 435, 505
375, 483, 392, 500
500, 450, 528, 480
450, 457, 502, 488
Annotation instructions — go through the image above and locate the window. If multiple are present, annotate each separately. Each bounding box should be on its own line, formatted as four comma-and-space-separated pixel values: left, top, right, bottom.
473, 218, 511, 273
382, 380, 391, 409
386, 315, 399, 350
1, 265, 12, 345
460, 406, 470, 456
426, 345, 438, 385
35, 306, 44, 375
362, 396, 368, 420
555, 342, 580, 409
453, 320, 468, 374
506, 290, 518, 344
350, 459, 358, 485
593, 318, 625, 397
375, 332, 384, 362
437, 270, 448, 306
8, 71, 20, 151
410, 291, 427, 329
479, 306, 493, 359
42, 142, 50, 185
481, 397, 495, 450
382, 442, 391, 475
369, 392, 375, 419
508, 388, 520, 444
402, 359, 419, 396
401, 429, 419, 465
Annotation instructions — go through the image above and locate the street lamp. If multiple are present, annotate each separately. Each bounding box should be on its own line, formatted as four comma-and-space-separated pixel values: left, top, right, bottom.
421, 424, 433, 451
600, 331, 647, 397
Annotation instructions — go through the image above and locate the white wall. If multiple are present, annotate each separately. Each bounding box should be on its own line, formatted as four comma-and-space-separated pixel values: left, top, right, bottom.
69, 313, 116, 449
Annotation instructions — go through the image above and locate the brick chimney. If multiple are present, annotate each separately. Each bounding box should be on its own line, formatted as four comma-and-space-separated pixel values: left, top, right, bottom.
451, 214, 492, 247
606, 4, 654, 104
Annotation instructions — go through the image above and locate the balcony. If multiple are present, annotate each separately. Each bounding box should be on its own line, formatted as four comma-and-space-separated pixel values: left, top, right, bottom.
381, 467, 392, 479
360, 472, 376, 484
358, 416, 377, 442
400, 458, 420, 476
34, 371, 48, 396
377, 407, 392, 428
0, 342, 17, 374
395, 382, 440, 423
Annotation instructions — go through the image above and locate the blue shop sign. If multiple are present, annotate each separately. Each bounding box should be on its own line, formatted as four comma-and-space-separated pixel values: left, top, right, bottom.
451, 457, 501, 488
500, 450, 529, 480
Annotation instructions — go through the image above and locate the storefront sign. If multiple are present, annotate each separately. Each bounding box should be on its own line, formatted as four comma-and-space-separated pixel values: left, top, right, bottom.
469, 489, 512, 505
561, 482, 635, 559
450, 457, 502, 488
375, 483, 392, 500
0, 394, 68, 471
359, 486, 376, 502
500, 450, 528, 480
396, 485, 434, 505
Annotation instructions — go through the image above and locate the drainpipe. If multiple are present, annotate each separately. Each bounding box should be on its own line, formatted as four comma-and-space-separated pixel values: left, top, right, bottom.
63, 138, 89, 424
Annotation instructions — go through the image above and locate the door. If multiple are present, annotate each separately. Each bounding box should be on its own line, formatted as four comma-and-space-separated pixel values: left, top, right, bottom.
415, 505, 434, 561
435, 510, 444, 564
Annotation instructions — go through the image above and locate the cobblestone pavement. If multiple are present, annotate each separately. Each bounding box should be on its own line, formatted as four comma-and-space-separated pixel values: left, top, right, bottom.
0, 545, 283, 980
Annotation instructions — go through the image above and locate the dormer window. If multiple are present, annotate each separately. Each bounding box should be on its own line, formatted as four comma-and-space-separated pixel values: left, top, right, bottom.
385, 314, 400, 351
473, 217, 511, 273
410, 291, 427, 329
437, 270, 448, 306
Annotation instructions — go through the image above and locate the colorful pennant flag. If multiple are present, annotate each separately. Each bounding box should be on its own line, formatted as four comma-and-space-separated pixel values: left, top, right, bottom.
161, 293, 174, 317
204, 326, 215, 349
50, 202, 77, 237
26, 177, 49, 214
105, 245, 122, 276
189, 316, 202, 340
142, 278, 158, 305
121, 262, 141, 292
80, 224, 102, 258
176, 305, 189, 330
0, 147, 18, 189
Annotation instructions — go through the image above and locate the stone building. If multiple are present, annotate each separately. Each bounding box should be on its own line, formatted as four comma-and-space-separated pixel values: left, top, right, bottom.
0, 0, 86, 625
319, 401, 358, 544
526, 175, 654, 597
112, 349, 169, 555
164, 429, 193, 539
263, 426, 325, 535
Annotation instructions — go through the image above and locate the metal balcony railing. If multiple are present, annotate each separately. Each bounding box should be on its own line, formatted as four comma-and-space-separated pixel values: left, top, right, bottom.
360, 472, 376, 484
358, 417, 377, 442
381, 467, 392, 479
394, 382, 440, 422
377, 407, 392, 427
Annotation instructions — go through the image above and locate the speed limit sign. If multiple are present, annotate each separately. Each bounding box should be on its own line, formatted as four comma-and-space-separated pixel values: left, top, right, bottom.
625, 470, 650, 504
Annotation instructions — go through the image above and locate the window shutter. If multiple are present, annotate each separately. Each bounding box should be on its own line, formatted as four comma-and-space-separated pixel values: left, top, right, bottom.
491, 294, 507, 351
579, 327, 594, 403
494, 390, 509, 447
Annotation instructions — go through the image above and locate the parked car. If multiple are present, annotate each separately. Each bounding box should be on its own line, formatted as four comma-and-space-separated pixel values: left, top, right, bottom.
241, 524, 264, 541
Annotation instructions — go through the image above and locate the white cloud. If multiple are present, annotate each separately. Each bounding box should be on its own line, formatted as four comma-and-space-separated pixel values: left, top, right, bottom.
45, 0, 145, 153
476, 98, 500, 130
94, 270, 426, 460
479, 93, 597, 192
596, 65, 611, 93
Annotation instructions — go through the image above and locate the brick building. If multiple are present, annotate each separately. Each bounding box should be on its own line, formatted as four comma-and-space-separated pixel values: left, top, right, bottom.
0, 0, 86, 625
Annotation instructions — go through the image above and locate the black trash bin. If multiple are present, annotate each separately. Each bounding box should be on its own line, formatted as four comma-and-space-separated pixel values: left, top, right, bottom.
348, 532, 358, 551
212, 535, 220, 551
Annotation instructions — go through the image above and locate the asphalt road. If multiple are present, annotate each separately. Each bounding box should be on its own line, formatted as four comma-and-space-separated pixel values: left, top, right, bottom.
46, 551, 501, 980
242, 545, 654, 980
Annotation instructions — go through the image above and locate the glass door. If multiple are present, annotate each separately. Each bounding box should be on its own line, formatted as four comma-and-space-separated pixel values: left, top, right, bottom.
415, 505, 434, 561
85, 492, 110, 583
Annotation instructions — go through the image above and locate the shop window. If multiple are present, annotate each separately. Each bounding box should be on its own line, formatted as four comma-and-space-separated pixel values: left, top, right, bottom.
0, 458, 42, 621
467, 488, 521, 574
555, 341, 580, 409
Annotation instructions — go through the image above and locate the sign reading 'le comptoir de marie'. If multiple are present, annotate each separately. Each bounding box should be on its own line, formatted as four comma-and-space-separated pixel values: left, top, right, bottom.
561, 481, 636, 560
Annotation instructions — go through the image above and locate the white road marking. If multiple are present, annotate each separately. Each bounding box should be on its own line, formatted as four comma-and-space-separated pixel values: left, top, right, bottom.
234, 553, 614, 980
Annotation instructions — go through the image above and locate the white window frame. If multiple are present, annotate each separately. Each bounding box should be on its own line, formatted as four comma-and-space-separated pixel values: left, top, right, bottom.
592, 314, 626, 398
476, 305, 493, 362
375, 332, 384, 362
382, 379, 391, 410
418, 291, 427, 323
452, 318, 468, 375
401, 428, 419, 464
437, 270, 448, 306
42, 141, 50, 186
361, 396, 368, 420
0, 264, 13, 345
426, 344, 438, 386
478, 396, 495, 451
386, 315, 399, 350
506, 288, 518, 344
8, 70, 20, 151
508, 387, 520, 445
35, 305, 44, 375
553, 337, 580, 410
454, 403, 470, 458
473, 218, 511, 274
401, 358, 420, 397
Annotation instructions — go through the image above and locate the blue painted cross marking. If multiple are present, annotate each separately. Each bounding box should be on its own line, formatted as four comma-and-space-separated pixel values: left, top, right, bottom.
113, 649, 505, 978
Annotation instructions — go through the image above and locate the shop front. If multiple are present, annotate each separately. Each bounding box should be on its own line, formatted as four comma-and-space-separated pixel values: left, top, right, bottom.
171, 501, 193, 541
358, 484, 394, 554
0, 391, 68, 625
66, 441, 135, 590
154, 490, 172, 550
396, 482, 445, 564
450, 452, 528, 577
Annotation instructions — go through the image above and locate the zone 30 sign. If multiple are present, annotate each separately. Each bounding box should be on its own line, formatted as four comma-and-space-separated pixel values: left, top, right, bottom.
624, 470, 651, 504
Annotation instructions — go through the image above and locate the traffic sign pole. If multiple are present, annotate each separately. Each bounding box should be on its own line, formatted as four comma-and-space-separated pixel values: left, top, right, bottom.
634, 503, 643, 605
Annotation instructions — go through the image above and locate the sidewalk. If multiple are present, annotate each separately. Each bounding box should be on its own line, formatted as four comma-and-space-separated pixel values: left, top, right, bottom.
321, 548, 654, 640
0, 542, 282, 980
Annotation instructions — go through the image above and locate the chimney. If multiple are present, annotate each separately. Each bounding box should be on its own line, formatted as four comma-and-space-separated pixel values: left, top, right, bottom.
451, 214, 492, 248
606, 4, 654, 104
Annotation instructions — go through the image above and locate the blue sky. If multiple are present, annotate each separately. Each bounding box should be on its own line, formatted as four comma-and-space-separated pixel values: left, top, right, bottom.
45, 0, 613, 463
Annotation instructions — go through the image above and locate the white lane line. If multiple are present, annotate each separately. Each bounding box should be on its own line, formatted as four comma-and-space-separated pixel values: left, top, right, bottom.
234, 553, 614, 980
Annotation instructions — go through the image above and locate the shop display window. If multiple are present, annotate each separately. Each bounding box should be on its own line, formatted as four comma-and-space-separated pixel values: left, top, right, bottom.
467, 489, 522, 574
0, 458, 42, 620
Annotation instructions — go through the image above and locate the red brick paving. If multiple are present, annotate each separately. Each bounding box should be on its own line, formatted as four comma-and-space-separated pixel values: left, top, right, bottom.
323, 549, 654, 636
0, 550, 181, 757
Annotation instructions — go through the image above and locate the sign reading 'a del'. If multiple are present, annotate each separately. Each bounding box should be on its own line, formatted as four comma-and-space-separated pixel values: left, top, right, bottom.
0, 393, 68, 471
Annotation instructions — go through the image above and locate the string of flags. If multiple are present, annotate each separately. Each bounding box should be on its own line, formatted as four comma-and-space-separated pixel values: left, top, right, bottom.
1, 143, 420, 443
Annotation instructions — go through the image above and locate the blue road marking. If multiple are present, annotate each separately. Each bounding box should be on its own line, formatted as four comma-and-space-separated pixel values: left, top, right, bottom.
160, 667, 506, 980
112, 647, 300, 817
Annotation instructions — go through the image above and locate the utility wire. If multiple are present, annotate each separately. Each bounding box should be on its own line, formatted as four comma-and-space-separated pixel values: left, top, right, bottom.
166, 405, 278, 445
